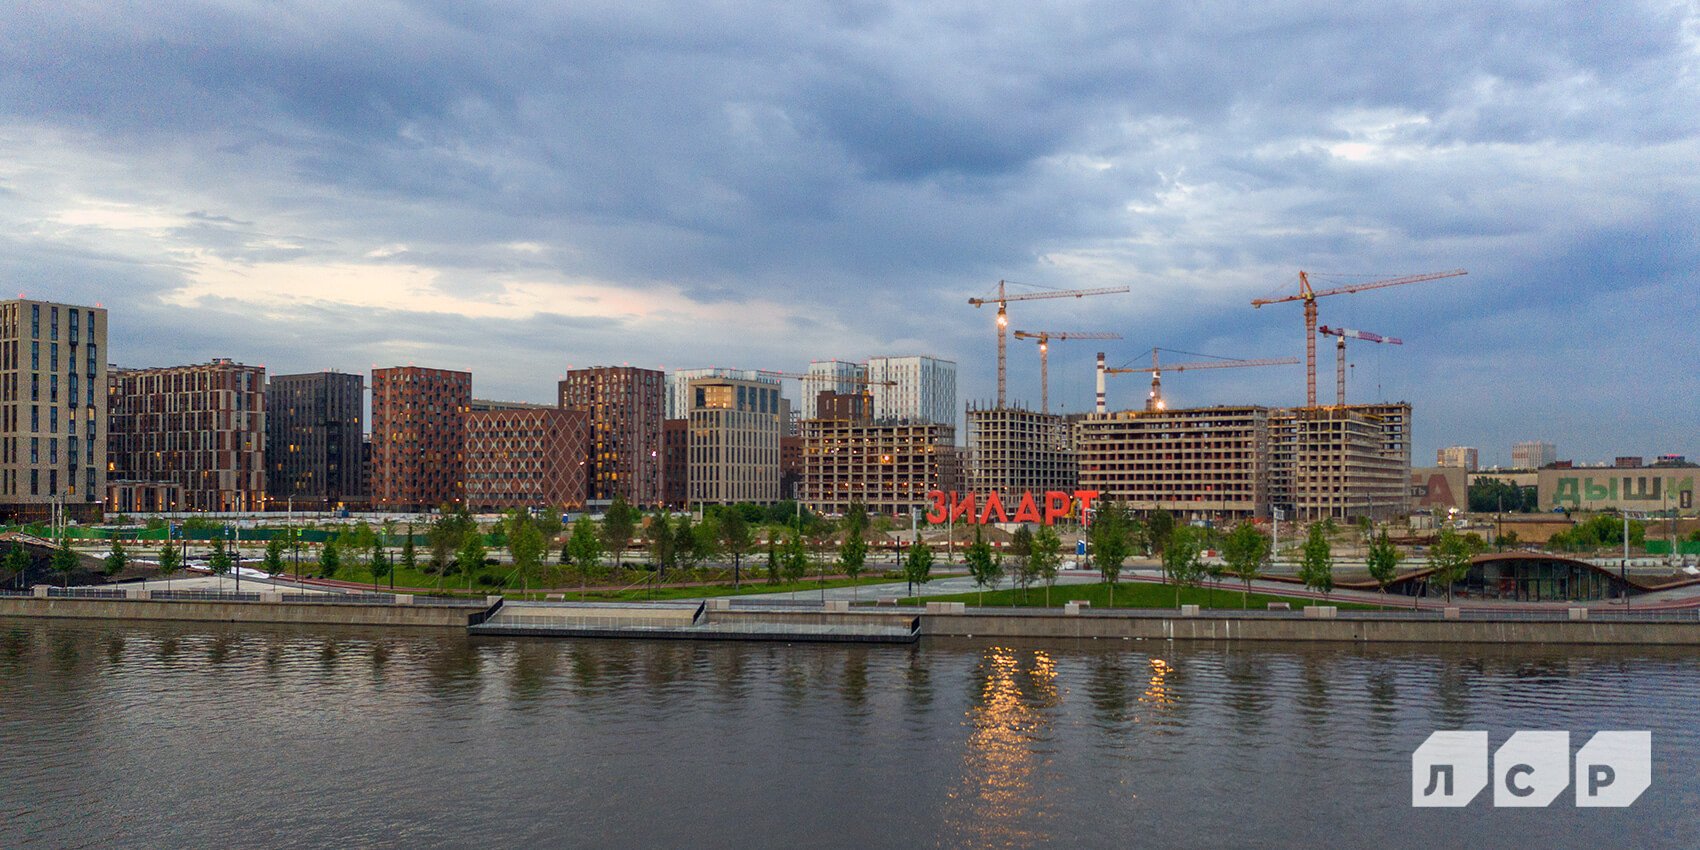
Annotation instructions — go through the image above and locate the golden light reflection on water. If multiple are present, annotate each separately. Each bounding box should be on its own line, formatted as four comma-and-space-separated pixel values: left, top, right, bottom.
1142, 658, 1175, 708
947, 645, 1061, 848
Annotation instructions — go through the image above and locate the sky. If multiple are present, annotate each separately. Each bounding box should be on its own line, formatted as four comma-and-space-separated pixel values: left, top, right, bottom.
2, 1, 1696, 467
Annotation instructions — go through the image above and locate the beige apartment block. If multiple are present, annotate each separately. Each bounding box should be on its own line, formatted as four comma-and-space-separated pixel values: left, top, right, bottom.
686, 377, 782, 505
966, 403, 1078, 496
0, 299, 108, 520
1078, 405, 1271, 520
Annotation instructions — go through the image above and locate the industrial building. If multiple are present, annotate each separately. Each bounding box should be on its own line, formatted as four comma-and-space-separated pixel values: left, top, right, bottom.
965, 403, 1078, 497
371, 366, 470, 510
463, 406, 590, 511
558, 366, 665, 507
266, 371, 364, 510
0, 298, 107, 521
685, 376, 783, 505
109, 358, 267, 512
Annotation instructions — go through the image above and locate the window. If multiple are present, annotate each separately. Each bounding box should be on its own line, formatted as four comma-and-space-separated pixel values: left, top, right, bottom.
50, 307, 58, 341
49, 438, 57, 464
68, 309, 78, 343
30, 406, 37, 433
50, 374, 57, 403
30, 342, 38, 370
30, 305, 38, 339
49, 407, 57, 433
30, 375, 37, 401
30, 438, 38, 463
30, 469, 37, 495
50, 342, 57, 371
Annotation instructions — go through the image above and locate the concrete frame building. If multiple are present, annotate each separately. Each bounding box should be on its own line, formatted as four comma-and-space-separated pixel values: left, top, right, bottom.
1437, 445, 1479, 471
559, 366, 665, 507
866, 355, 957, 426
463, 406, 590, 511
371, 366, 471, 510
965, 403, 1077, 497
1270, 404, 1411, 522
800, 360, 865, 420
801, 405, 959, 517
266, 371, 364, 510
108, 359, 266, 512
0, 299, 107, 520
1514, 441, 1558, 470
686, 377, 783, 505
1078, 406, 1272, 520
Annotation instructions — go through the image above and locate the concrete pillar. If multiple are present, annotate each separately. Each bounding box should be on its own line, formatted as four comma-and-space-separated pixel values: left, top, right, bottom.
1443, 607, 1462, 620
1064, 601, 1084, 615
126, 588, 151, 601
1181, 604, 1201, 617
1568, 607, 1588, 621
706, 598, 731, 611
925, 601, 966, 614
32, 585, 48, 598
1303, 605, 1337, 619
394, 594, 414, 605
259, 592, 283, 603
824, 600, 850, 613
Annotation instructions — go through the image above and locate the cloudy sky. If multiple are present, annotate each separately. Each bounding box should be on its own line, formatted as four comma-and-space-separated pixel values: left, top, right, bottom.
3, 1, 1696, 466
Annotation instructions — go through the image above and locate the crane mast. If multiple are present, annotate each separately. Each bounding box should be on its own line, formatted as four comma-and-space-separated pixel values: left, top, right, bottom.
1316, 326, 1402, 406
970, 282, 1128, 407
1095, 349, 1299, 412
1012, 330, 1121, 413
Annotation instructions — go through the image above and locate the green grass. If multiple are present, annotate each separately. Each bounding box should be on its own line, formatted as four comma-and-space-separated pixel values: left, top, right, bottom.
558, 575, 902, 602
899, 580, 1388, 611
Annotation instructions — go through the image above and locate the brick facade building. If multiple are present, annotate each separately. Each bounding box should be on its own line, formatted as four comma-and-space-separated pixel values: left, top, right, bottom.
464, 406, 590, 511
108, 358, 266, 512
559, 366, 664, 507
371, 366, 471, 510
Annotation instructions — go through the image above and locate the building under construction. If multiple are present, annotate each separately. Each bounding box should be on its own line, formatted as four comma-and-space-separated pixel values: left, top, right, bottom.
965, 403, 1078, 496
1078, 402, 1411, 523
800, 393, 959, 517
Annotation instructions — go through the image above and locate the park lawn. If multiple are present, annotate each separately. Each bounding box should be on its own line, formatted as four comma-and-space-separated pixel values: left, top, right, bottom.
899, 580, 1389, 611
290, 558, 903, 601
552, 574, 903, 602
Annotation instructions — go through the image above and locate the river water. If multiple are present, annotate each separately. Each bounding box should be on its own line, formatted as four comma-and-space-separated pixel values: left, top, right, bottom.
2, 617, 1696, 849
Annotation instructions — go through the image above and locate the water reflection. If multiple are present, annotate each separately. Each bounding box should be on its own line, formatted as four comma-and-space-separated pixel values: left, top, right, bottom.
949, 646, 1061, 848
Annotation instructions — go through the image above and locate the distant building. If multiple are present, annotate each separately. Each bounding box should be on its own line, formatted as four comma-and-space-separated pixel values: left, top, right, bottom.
866, 355, 957, 425
1079, 406, 1272, 521
801, 403, 959, 517
559, 366, 665, 507
1270, 404, 1410, 522
1614, 456, 1644, 469
666, 368, 777, 419
662, 419, 689, 508
780, 435, 803, 501
1539, 467, 1695, 513
109, 359, 266, 512
1411, 466, 1468, 512
686, 376, 782, 505
463, 407, 590, 511
468, 398, 552, 412
1436, 446, 1478, 471
371, 366, 471, 510
966, 404, 1077, 496
800, 360, 865, 420
266, 371, 364, 510
0, 298, 108, 521
1513, 441, 1557, 470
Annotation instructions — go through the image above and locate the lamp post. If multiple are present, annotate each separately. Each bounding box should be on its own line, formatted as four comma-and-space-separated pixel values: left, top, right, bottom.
1621, 513, 1629, 612
232, 524, 241, 593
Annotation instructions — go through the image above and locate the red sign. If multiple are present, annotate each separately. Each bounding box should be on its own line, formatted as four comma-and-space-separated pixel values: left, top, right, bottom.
926, 490, 1101, 526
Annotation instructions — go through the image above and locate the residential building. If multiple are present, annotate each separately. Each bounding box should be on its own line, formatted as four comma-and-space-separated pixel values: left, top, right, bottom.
108, 359, 266, 512
371, 366, 471, 510
866, 355, 957, 425
558, 366, 665, 507
469, 398, 552, 412
1078, 406, 1271, 521
1615, 456, 1644, 469
800, 360, 865, 420
966, 403, 1077, 496
686, 377, 782, 505
0, 299, 107, 520
801, 404, 959, 517
106, 480, 181, 515
266, 371, 364, 509
1270, 404, 1410, 522
666, 368, 777, 419
463, 406, 590, 511
663, 419, 689, 508
780, 435, 803, 501
1436, 445, 1479, 472
1513, 440, 1557, 470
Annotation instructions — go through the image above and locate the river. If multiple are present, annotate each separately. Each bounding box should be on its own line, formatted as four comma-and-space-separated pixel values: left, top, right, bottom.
2, 618, 1696, 848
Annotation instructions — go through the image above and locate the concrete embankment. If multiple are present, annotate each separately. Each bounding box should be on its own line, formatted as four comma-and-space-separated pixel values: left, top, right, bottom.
0, 595, 487, 629
918, 608, 1700, 646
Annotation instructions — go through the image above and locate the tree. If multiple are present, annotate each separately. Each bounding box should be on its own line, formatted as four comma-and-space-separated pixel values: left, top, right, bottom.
1222, 521, 1271, 609
208, 537, 233, 583
602, 495, 637, 568
964, 526, 1002, 607
319, 538, 341, 579
1147, 508, 1176, 556
673, 514, 702, 574
1161, 526, 1203, 607
719, 509, 752, 588
400, 526, 418, 578
456, 532, 487, 589
156, 541, 180, 588
508, 512, 546, 592
1009, 525, 1034, 602
1427, 527, 1483, 603
1031, 525, 1063, 606
780, 531, 809, 584
1299, 522, 1334, 598
104, 538, 129, 577
1091, 500, 1134, 606
1365, 529, 1401, 595
839, 530, 868, 598
6, 544, 31, 589
262, 538, 285, 579
566, 516, 604, 600
764, 538, 781, 585
52, 537, 78, 587
650, 512, 676, 580
903, 540, 934, 598
369, 538, 392, 590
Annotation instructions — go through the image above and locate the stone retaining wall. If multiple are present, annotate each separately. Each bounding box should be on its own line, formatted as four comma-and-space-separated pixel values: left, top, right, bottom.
0, 596, 480, 628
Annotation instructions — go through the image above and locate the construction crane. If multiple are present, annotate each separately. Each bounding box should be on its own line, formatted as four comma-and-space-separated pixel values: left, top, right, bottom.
1251, 269, 1465, 407
1317, 326, 1402, 406
1095, 348, 1300, 412
969, 281, 1129, 408
1012, 330, 1122, 413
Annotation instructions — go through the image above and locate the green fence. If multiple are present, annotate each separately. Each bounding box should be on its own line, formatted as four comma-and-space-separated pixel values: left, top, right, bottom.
1644, 540, 1700, 556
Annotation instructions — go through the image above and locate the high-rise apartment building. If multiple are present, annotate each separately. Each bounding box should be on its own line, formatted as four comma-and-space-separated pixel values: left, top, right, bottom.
666, 368, 778, 419
686, 377, 782, 505
1513, 441, 1557, 470
371, 366, 471, 510
801, 403, 959, 517
266, 371, 364, 509
1270, 405, 1410, 521
0, 299, 107, 520
966, 404, 1077, 496
463, 407, 590, 511
1078, 406, 1271, 520
800, 360, 865, 420
1436, 445, 1479, 471
559, 366, 665, 507
866, 355, 957, 425
108, 359, 266, 512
